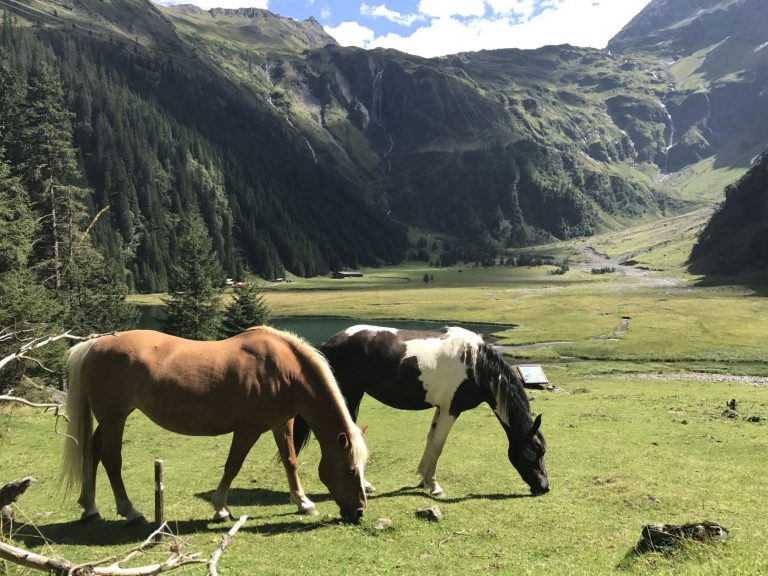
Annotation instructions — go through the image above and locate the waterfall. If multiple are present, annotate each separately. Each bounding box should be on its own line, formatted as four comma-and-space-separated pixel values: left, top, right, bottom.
304, 137, 318, 165
661, 99, 676, 173
372, 70, 384, 126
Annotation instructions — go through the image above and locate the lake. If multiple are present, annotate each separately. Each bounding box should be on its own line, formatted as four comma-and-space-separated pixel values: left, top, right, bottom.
137, 306, 510, 344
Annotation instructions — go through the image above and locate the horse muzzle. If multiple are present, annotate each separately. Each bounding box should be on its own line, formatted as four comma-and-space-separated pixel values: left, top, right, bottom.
530, 484, 550, 497
341, 507, 365, 523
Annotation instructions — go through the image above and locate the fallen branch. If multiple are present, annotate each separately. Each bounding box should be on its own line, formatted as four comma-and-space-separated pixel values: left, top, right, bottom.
0, 521, 207, 575
208, 515, 247, 576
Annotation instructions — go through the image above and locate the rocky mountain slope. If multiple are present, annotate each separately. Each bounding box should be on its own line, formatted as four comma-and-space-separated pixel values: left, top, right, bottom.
2, 0, 767, 282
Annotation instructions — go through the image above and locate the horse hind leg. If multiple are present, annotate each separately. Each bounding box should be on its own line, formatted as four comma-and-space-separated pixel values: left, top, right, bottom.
211, 428, 260, 522
77, 425, 102, 522
273, 421, 317, 516
99, 419, 145, 524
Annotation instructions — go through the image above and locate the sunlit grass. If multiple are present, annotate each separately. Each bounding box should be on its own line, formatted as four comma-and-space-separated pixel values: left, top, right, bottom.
2, 370, 767, 575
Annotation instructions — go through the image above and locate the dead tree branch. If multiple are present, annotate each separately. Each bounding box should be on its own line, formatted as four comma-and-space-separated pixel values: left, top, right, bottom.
208, 515, 248, 576
0, 521, 207, 575
0, 396, 60, 410
0, 330, 104, 374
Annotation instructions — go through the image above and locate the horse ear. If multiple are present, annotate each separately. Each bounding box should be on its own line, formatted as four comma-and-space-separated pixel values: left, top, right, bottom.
529, 414, 542, 437
359, 424, 369, 435
337, 432, 350, 450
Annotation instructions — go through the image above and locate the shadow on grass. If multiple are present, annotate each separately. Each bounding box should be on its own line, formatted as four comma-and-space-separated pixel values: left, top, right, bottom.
8, 513, 345, 550
372, 484, 533, 503
194, 487, 332, 507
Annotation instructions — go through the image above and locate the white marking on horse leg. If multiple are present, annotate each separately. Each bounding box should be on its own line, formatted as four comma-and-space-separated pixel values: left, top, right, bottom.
79, 503, 101, 521
114, 496, 145, 524
290, 491, 318, 515
419, 410, 457, 497
272, 424, 317, 515
417, 408, 440, 480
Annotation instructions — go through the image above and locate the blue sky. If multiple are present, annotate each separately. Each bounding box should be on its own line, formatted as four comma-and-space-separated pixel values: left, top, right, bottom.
155, 0, 653, 58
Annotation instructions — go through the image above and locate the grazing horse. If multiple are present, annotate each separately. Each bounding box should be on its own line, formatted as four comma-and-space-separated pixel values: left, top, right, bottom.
62, 327, 368, 523
293, 325, 549, 497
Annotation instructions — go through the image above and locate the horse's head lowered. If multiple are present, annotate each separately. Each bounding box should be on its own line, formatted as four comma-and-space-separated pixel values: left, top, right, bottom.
472, 343, 550, 496
505, 414, 549, 496
318, 430, 368, 522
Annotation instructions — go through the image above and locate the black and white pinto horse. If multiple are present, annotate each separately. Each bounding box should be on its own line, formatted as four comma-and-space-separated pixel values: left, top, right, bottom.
293, 325, 549, 498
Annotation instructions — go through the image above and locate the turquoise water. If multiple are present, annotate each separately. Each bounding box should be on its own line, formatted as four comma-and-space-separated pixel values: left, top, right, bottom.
137, 306, 509, 344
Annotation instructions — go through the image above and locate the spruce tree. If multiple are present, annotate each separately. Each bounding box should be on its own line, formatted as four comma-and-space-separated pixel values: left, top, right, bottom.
219, 283, 271, 338
163, 211, 222, 340
19, 63, 88, 292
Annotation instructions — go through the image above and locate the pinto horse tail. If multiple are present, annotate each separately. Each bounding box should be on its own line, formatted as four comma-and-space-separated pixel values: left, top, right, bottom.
61, 338, 99, 495
292, 414, 313, 455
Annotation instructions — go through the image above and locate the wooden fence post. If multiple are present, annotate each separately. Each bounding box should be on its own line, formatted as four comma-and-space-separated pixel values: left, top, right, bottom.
154, 459, 164, 538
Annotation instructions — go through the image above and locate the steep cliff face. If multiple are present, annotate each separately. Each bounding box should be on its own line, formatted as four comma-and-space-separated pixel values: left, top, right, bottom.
609, 0, 768, 173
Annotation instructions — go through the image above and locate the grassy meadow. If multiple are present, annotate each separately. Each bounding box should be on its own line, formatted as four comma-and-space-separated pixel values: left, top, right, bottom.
3, 219, 768, 575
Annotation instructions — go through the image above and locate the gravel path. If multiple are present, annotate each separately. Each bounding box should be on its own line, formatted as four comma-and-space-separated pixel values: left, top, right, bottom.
620, 372, 768, 387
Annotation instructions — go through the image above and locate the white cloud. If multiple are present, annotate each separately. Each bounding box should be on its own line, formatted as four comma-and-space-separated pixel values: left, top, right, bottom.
485, 0, 536, 19
361, 3, 421, 26
321, 6, 332, 19
328, 0, 652, 57
324, 21, 375, 46
417, 0, 486, 19
154, 0, 269, 8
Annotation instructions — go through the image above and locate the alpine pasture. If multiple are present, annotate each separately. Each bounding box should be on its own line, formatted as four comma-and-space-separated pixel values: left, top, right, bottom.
2, 229, 768, 575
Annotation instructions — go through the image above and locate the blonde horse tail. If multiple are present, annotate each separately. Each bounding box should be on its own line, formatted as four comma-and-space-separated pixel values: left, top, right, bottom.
61, 338, 98, 495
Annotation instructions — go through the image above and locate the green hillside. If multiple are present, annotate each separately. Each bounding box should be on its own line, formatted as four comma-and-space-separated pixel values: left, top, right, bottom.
1, 0, 767, 286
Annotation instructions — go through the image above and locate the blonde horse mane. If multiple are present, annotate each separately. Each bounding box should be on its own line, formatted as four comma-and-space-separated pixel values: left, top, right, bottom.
246, 326, 368, 466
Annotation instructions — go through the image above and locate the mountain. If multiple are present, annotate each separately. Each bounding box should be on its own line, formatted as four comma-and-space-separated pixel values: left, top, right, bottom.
609, 0, 768, 173
689, 150, 768, 274
1, 0, 767, 286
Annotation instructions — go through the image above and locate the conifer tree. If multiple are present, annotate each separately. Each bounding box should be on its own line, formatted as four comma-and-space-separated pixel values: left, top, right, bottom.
163, 211, 223, 340
19, 62, 89, 292
219, 283, 271, 338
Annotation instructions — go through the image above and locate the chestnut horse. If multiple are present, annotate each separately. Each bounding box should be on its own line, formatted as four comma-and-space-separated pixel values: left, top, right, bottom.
62, 327, 368, 523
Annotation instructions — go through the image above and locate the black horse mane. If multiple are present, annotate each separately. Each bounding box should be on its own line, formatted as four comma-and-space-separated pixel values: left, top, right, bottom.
472, 343, 535, 438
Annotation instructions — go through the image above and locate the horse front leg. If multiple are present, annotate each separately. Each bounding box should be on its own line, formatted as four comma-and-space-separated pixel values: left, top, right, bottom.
417, 407, 458, 497
99, 420, 145, 524
211, 429, 260, 522
272, 420, 317, 516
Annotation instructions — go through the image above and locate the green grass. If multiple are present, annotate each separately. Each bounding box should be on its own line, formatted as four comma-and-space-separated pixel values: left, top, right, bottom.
2, 371, 767, 575
17, 213, 768, 575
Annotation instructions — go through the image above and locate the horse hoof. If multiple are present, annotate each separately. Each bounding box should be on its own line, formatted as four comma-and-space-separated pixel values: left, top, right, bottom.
124, 515, 148, 527
431, 490, 445, 499
300, 507, 319, 517
79, 511, 102, 524
364, 483, 377, 494
212, 511, 233, 523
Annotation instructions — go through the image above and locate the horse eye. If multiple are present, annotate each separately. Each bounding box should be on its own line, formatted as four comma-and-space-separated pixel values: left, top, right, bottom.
347, 468, 356, 476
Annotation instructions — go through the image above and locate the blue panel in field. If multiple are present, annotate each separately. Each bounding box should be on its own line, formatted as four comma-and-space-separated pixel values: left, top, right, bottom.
516, 364, 549, 385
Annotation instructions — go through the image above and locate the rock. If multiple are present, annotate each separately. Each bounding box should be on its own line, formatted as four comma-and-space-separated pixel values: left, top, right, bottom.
640, 495, 660, 506
416, 505, 443, 522
373, 517, 393, 530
